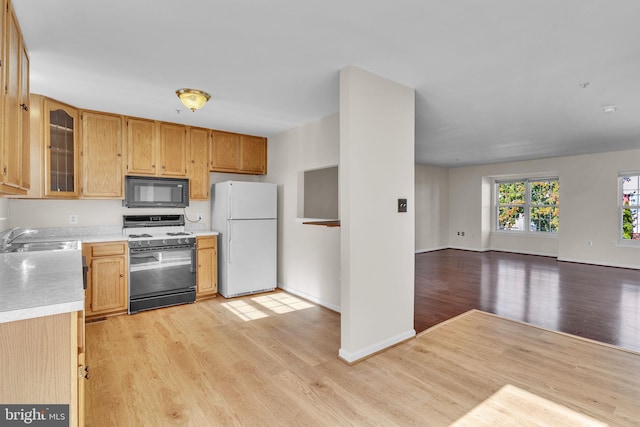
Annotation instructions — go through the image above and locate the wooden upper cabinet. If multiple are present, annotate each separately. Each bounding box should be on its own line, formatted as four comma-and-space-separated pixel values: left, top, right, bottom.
126, 118, 157, 176
159, 122, 188, 177
240, 135, 267, 174
210, 131, 267, 175
0, 0, 29, 194
43, 98, 80, 198
81, 111, 124, 198
19, 40, 30, 190
189, 127, 210, 200
126, 120, 194, 179
210, 131, 240, 172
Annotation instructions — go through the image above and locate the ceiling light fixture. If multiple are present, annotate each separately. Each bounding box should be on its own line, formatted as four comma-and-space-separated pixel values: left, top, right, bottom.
602, 106, 617, 114
176, 88, 211, 112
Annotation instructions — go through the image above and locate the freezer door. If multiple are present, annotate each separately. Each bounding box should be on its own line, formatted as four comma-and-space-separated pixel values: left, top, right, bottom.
228, 181, 277, 219
223, 219, 277, 297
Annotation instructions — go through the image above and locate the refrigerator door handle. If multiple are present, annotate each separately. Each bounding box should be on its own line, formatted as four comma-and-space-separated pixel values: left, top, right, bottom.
228, 227, 232, 264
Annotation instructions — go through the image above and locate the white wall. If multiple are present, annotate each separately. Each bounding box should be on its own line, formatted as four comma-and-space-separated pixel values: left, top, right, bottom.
415, 164, 449, 252
0, 198, 8, 231
7, 199, 211, 230
447, 148, 640, 268
339, 66, 415, 363
5, 172, 262, 232
264, 113, 341, 311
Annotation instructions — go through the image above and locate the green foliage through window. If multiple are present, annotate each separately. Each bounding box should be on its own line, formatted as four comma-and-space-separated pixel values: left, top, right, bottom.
621, 175, 639, 240
496, 179, 559, 233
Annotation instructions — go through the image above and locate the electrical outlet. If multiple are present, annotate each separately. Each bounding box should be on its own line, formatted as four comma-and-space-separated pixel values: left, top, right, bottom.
68, 214, 78, 225
196, 213, 203, 221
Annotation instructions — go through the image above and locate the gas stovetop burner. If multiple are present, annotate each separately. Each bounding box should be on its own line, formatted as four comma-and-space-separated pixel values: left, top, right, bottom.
167, 232, 191, 236
129, 233, 153, 238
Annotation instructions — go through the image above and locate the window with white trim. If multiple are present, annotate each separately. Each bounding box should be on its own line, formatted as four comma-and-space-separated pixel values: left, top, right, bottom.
495, 178, 559, 233
620, 174, 640, 241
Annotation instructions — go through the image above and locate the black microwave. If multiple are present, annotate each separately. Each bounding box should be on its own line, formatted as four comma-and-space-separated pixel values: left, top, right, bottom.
123, 176, 189, 208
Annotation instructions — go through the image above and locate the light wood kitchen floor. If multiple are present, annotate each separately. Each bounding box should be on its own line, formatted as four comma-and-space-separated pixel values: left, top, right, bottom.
86, 292, 640, 426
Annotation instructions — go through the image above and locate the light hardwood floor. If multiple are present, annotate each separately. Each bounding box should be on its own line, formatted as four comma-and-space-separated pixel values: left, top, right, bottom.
86, 292, 640, 426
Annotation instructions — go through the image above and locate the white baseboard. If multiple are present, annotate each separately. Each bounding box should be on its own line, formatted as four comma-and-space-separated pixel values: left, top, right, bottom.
277, 284, 341, 313
490, 247, 556, 258
415, 246, 448, 254
338, 328, 416, 364
447, 245, 489, 252
557, 257, 640, 270
415, 246, 640, 270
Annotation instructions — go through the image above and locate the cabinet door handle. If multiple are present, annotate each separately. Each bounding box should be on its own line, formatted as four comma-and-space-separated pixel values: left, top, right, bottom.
119, 274, 124, 277
20, 103, 29, 111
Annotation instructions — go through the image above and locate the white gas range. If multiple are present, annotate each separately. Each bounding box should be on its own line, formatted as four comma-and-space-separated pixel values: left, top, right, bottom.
123, 214, 197, 314
123, 214, 196, 248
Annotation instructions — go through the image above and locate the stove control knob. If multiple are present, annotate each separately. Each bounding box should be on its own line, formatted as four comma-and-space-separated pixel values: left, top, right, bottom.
163, 239, 167, 246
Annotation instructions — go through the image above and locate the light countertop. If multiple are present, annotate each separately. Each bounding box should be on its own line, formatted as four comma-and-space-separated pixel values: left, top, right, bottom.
12, 227, 219, 245
0, 249, 84, 324
0, 227, 219, 324
194, 231, 220, 237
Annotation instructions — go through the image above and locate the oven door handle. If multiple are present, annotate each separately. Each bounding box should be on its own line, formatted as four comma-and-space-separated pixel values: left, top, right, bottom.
129, 253, 162, 264
130, 252, 160, 258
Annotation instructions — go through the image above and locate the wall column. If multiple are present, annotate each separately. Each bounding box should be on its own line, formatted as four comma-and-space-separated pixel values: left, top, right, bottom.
339, 66, 416, 362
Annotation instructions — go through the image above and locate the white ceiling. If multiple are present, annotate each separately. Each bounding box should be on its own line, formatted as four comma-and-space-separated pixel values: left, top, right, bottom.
12, 0, 640, 167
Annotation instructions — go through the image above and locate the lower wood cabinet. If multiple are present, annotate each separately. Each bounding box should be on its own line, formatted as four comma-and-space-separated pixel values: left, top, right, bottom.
83, 241, 128, 319
196, 235, 217, 299
0, 310, 86, 427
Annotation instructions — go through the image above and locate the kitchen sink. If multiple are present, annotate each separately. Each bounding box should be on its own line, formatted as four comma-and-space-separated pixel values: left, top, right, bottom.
0, 240, 80, 253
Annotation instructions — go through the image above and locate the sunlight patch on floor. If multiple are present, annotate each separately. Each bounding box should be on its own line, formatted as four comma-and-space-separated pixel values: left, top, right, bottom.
221, 300, 269, 321
451, 384, 607, 426
252, 293, 314, 314
222, 293, 314, 321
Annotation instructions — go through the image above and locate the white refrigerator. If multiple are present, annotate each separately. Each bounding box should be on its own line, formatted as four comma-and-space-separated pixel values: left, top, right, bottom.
211, 181, 277, 298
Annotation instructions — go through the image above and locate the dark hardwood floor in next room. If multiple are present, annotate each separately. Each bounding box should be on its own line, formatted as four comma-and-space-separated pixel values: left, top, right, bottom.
414, 249, 640, 353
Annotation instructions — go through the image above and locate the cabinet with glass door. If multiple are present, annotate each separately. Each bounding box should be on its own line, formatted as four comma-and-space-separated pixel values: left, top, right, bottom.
44, 98, 79, 198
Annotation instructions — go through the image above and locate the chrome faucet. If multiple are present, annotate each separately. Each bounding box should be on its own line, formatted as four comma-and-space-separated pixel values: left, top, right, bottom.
0, 227, 37, 248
